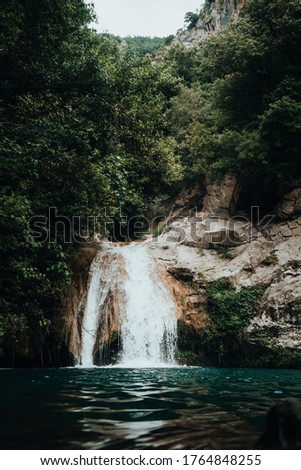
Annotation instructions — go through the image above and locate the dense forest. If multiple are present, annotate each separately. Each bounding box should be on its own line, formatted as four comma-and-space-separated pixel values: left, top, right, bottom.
1, 0, 300, 366
102, 34, 173, 56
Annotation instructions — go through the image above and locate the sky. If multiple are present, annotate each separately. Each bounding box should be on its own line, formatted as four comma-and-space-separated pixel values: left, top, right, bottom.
85, 0, 203, 37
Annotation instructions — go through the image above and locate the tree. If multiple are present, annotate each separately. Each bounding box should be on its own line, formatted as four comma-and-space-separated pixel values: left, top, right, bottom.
168, 0, 301, 183
0, 0, 182, 366
184, 11, 199, 30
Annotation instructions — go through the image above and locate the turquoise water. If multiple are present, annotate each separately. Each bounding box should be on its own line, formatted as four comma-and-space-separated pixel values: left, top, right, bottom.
1, 367, 301, 450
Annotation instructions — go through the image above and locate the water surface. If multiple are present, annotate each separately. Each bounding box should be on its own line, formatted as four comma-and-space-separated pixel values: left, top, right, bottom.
1, 367, 301, 450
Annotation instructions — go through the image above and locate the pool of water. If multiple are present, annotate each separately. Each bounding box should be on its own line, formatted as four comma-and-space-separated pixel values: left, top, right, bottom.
1, 367, 301, 450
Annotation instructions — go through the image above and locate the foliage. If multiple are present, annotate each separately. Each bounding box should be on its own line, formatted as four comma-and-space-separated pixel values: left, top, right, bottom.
163, 46, 199, 84
123, 36, 166, 56
204, 279, 263, 358
167, 0, 301, 184
0, 0, 181, 365
204, 0, 215, 9
102, 33, 167, 56
242, 348, 301, 369
152, 224, 166, 238
1, 0, 301, 367
164, 35, 175, 46
184, 11, 199, 30
218, 246, 235, 259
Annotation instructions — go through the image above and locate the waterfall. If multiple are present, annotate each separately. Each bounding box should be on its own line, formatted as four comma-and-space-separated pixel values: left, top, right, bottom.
80, 252, 124, 367
79, 244, 177, 368
117, 245, 177, 367
80, 257, 103, 368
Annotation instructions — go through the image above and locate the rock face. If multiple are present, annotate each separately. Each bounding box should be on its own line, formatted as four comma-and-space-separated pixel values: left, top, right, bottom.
175, 0, 246, 47
202, 175, 241, 217
198, 0, 246, 32
147, 184, 301, 364
62, 246, 99, 363
167, 185, 205, 220
248, 263, 301, 350
274, 189, 301, 219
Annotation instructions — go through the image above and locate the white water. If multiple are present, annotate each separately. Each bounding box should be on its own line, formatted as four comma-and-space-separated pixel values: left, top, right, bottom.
80, 253, 121, 367
80, 255, 105, 367
80, 244, 178, 368
117, 245, 177, 367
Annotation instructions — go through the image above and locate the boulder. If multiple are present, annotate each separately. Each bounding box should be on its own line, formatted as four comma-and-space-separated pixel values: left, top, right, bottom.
202, 174, 241, 217
202, 228, 243, 247
275, 189, 301, 219
167, 185, 205, 220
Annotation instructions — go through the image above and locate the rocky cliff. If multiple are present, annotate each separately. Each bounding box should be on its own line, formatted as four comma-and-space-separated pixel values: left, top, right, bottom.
175, 0, 246, 47
148, 179, 301, 367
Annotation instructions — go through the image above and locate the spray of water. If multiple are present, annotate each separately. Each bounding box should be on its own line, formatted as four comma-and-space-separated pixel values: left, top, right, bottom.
117, 245, 177, 367
80, 244, 177, 368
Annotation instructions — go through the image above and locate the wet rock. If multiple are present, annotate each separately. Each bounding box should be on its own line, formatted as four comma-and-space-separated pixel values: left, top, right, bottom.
255, 399, 301, 450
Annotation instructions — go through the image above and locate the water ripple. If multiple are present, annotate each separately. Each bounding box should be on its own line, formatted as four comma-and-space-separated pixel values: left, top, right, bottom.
0, 367, 301, 449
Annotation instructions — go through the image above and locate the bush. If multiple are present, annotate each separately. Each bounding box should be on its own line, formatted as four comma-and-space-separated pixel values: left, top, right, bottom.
204, 278, 264, 357
218, 246, 235, 259
243, 349, 301, 369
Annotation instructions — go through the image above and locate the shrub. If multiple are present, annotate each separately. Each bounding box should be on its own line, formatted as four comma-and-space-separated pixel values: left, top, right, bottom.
218, 246, 235, 259
204, 278, 264, 357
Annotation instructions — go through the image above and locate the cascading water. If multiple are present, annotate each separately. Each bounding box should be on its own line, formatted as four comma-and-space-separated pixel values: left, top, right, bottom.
117, 245, 177, 367
80, 257, 103, 367
80, 252, 124, 367
79, 244, 178, 368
